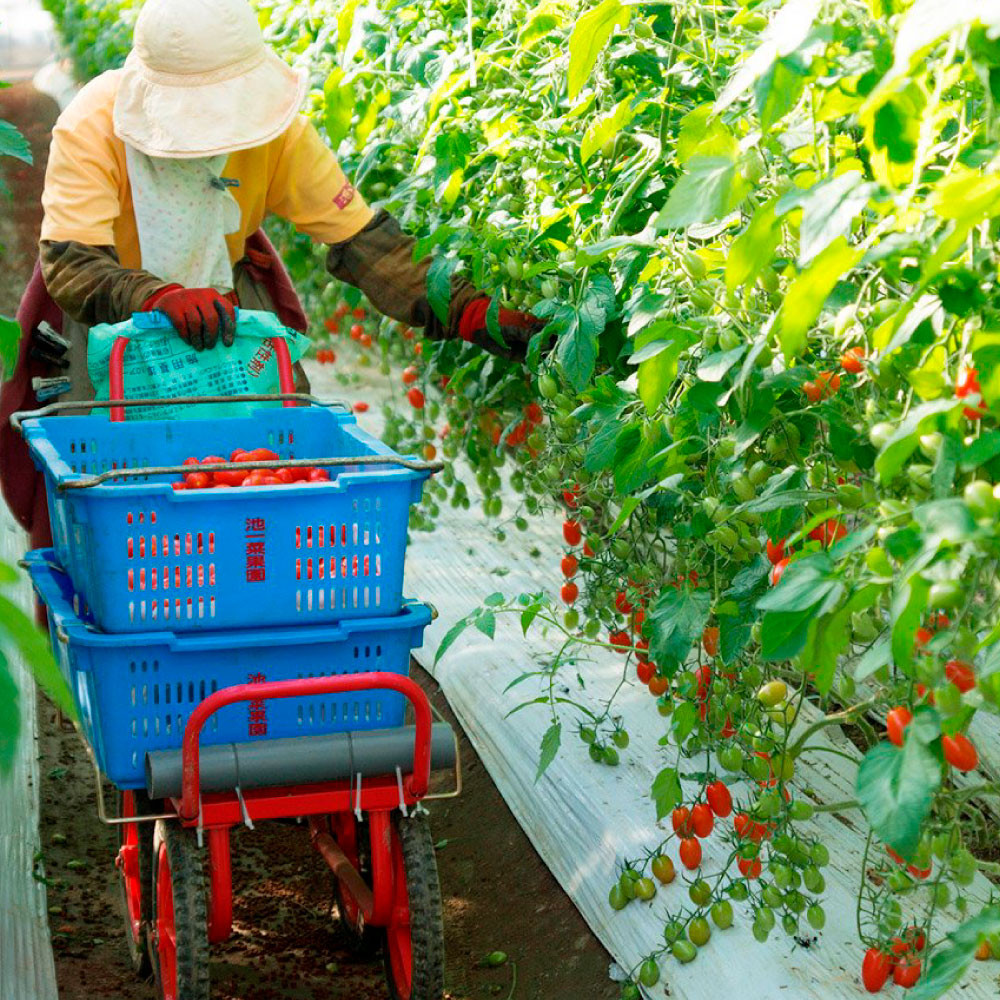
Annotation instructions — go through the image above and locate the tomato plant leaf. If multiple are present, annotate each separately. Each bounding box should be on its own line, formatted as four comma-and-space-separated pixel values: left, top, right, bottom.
322, 68, 356, 148
580, 97, 637, 165
427, 255, 462, 325
726, 197, 782, 293
760, 607, 821, 661
554, 277, 616, 391
890, 572, 930, 674
677, 104, 737, 164
0, 314, 20, 378
856, 708, 942, 859
671, 700, 698, 742
757, 553, 836, 612
784, 170, 879, 267
909, 906, 1000, 1000
696, 346, 746, 383
754, 54, 808, 134
535, 721, 561, 781
474, 609, 496, 640
651, 766, 682, 821
434, 615, 471, 665
0, 119, 32, 165
567, 0, 630, 100
655, 153, 748, 230
0, 649, 19, 776
800, 605, 851, 694
520, 606, 541, 635
874, 398, 958, 482
648, 585, 711, 665
777, 237, 861, 360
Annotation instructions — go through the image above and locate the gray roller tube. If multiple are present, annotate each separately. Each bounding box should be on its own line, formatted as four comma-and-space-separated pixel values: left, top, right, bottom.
145, 723, 457, 800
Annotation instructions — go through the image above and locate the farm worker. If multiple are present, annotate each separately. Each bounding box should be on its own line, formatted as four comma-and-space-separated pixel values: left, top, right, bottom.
35, 0, 541, 397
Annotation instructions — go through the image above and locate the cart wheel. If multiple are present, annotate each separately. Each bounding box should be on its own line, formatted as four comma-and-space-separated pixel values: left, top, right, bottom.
117, 790, 154, 977
384, 811, 445, 1000
150, 821, 210, 1000
330, 814, 381, 956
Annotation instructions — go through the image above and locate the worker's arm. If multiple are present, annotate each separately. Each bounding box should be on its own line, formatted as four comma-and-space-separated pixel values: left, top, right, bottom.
39, 239, 171, 327
325, 210, 541, 361
268, 119, 542, 361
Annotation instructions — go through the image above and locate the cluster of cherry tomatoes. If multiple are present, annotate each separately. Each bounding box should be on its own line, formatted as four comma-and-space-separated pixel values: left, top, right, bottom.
171, 449, 331, 490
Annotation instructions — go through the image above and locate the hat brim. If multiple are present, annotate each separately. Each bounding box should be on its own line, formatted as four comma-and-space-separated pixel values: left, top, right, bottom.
113, 49, 308, 159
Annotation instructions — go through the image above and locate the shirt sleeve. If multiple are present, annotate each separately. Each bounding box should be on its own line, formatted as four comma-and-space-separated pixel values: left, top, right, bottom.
40, 80, 123, 247
266, 117, 374, 244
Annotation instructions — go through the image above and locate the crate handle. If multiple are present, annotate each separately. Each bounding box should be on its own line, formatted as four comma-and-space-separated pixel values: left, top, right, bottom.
109, 327, 298, 421
56, 452, 445, 490
178, 672, 435, 822
9, 392, 352, 432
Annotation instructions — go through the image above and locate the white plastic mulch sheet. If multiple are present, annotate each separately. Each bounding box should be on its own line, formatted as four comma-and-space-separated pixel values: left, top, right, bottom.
308, 360, 1000, 999
0, 518, 59, 1000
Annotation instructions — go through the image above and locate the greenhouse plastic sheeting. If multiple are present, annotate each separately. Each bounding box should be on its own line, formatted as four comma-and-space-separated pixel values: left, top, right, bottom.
0, 519, 59, 1000
310, 361, 1000, 1000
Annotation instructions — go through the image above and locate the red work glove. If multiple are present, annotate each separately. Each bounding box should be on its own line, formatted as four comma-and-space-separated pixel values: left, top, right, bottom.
143, 285, 238, 351
458, 297, 546, 361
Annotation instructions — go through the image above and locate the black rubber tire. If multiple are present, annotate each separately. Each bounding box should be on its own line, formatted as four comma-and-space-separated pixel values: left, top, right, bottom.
150, 821, 210, 1000
329, 814, 381, 957
384, 811, 445, 1000
117, 790, 155, 977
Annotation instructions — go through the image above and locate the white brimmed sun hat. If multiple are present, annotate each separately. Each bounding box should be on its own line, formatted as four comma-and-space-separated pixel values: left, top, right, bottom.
113, 0, 307, 159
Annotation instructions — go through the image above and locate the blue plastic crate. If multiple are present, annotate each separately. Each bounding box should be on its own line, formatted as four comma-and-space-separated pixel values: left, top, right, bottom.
20, 405, 429, 632
26, 550, 432, 790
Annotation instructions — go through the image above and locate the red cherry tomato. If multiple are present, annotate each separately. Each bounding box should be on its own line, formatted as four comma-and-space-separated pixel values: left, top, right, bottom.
182, 456, 200, 466
184, 471, 210, 490
648, 675, 668, 696
840, 346, 866, 373
349, 323, 364, 340
893, 956, 921, 988
609, 630, 631, 652
213, 469, 247, 487
615, 590, 633, 615
308, 468, 331, 483
671, 806, 691, 836
352, 306, 366, 320
242, 448, 279, 463
770, 557, 790, 586
886, 706, 913, 747
705, 780, 733, 818
563, 520, 582, 546
766, 538, 786, 565
636, 661, 655, 685
733, 813, 750, 838
560, 582, 578, 604
230, 448, 248, 462
944, 659, 975, 693
862, 948, 893, 993
407, 387, 425, 410
402, 365, 419, 386
200, 455, 226, 466
702, 626, 719, 658
353, 401, 370, 412
275, 468, 297, 484
737, 856, 761, 878
525, 402, 544, 425
942, 732, 978, 772
171, 481, 186, 491
690, 803, 714, 838
678, 838, 702, 870
955, 366, 986, 420
808, 519, 847, 546
561, 554, 578, 578
359, 333, 372, 348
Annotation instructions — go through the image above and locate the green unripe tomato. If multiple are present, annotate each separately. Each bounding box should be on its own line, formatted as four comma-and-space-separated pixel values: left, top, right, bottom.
928, 580, 964, 610
602, 746, 620, 766
609, 884, 629, 910
564, 609, 580, 629
728, 881, 750, 902
621, 984, 641, 1000
719, 746, 744, 772
717, 436, 737, 459
964, 480, 997, 519
690, 287, 715, 311
613, 729, 630, 749
663, 919, 686, 944
851, 611, 878, 642
802, 866, 825, 893
762, 884, 783, 908
638, 958, 660, 987
757, 680, 788, 706
579, 726, 597, 744
811, 843, 830, 867
869, 422, 895, 450
866, 546, 893, 576
752, 920, 771, 943
934, 683, 962, 716
807, 904, 826, 930
682, 250, 707, 280
689, 879, 712, 906
747, 756, 771, 782
633, 877, 656, 901
756, 906, 776, 932
789, 800, 814, 821
719, 327, 742, 352
589, 744, 604, 763
584, 619, 601, 638
538, 373, 559, 400
688, 917, 711, 946
838, 673, 857, 701
733, 475, 755, 502
672, 939, 697, 963
837, 483, 864, 509
748, 460, 772, 486
711, 899, 734, 929
759, 266, 780, 293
